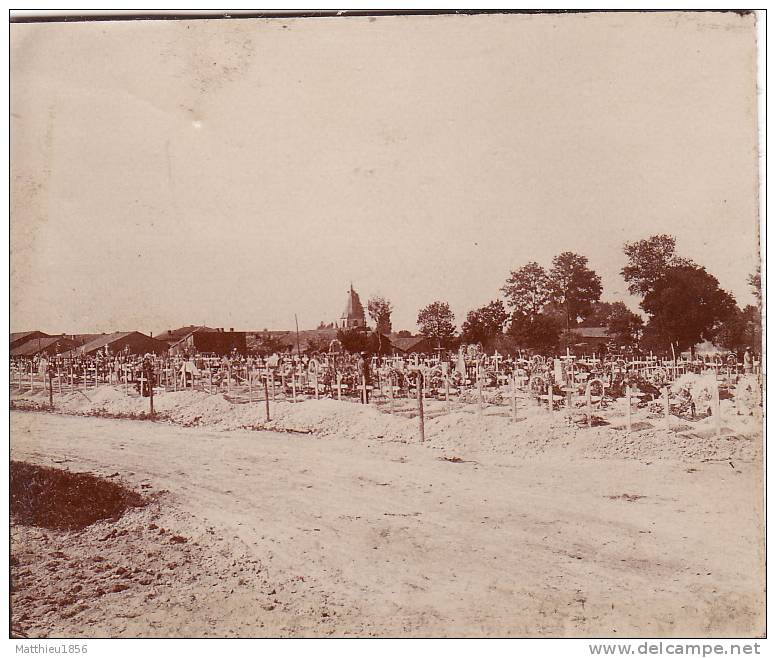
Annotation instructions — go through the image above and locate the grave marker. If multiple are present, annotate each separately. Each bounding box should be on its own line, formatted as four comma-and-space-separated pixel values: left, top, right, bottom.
625, 385, 632, 433
417, 371, 425, 443
264, 375, 270, 421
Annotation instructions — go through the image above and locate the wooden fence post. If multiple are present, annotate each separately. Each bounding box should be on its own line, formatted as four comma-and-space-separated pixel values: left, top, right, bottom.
264, 375, 270, 421
477, 369, 484, 416
663, 385, 670, 436
417, 372, 425, 443
625, 385, 632, 433
511, 374, 517, 422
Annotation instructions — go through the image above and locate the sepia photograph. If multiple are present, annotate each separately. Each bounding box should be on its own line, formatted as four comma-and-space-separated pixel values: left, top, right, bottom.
8, 8, 765, 645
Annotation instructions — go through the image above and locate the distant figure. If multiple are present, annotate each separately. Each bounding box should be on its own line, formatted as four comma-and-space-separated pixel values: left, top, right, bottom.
181, 357, 199, 388
455, 346, 467, 378
744, 348, 753, 374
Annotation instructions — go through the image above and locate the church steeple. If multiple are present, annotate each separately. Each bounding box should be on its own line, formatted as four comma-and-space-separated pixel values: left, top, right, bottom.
341, 284, 366, 328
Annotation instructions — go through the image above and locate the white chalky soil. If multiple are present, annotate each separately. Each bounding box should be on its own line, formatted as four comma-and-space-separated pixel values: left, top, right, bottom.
10, 402, 764, 638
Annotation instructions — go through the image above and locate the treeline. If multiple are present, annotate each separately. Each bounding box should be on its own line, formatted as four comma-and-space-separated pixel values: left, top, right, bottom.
339, 235, 760, 356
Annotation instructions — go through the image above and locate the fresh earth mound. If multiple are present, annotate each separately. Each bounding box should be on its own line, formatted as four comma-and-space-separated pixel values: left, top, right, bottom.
10, 460, 343, 638
9, 378, 763, 463
11, 461, 146, 531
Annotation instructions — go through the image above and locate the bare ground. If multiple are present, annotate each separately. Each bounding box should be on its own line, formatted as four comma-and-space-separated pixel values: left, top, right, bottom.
10, 410, 765, 638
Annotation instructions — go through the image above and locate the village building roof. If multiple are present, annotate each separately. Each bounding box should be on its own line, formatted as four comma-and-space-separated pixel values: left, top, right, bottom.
63, 331, 169, 356
157, 326, 219, 344
390, 335, 438, 354
11, 335, 78, 357
571, 326, 611, 339
10, 331, 50, 349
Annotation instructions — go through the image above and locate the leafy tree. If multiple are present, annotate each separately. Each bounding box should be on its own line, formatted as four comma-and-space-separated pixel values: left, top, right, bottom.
501, 262, 551, 317
250, 333, 287, 356
367, 295, 393, 335
417, 301, 456, 348
507, 312, 561, 353
641, 264, 737, 353
396, 330, 412, 338
621, 234, 691, 296
745, 265, 762, 352
336, 327, 369, 354
605, 302, 644, 346
577, 300, 642, 344
460, 300, 508, 344
622, 235, 739, 354
367, 330, 393, 355
749, 265, 761, 309
539, 301, 567, 326
713, 304, 761, 353
579, 301, 616, 327
304, 335, 333, 354
548, 251, 602, 336
743, 304, 762, 353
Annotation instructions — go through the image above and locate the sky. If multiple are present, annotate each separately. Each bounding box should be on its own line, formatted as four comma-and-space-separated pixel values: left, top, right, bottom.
10, 11, 760, 335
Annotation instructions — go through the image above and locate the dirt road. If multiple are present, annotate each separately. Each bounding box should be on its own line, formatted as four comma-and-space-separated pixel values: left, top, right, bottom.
11, 411, 764, 637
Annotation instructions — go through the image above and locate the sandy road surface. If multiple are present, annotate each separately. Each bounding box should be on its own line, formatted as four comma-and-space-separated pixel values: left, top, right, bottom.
11, 411, 764, 637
